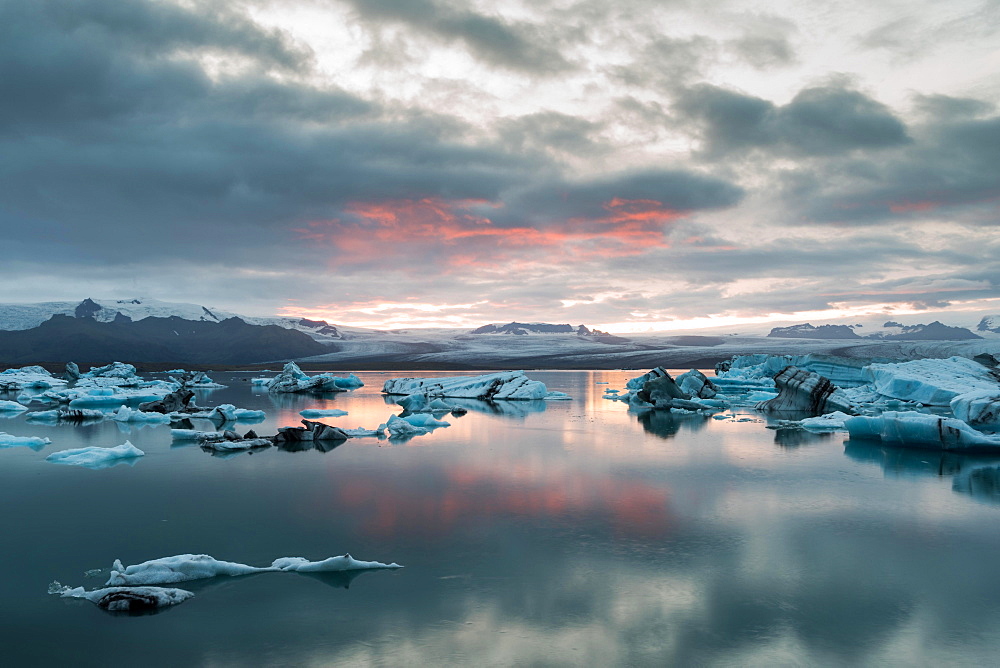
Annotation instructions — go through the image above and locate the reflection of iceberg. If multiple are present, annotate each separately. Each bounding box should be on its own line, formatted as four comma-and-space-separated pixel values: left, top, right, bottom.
953, 466, 1000, 505
636, 409, 710, 439
844, 440, 1000, 478
773, 428, 833, 448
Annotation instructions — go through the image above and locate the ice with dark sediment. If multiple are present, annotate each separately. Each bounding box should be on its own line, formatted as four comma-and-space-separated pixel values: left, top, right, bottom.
951, 391, 1000, 427
268, 362, 363, 393
48, 582, 194, 612
845, 411, 1000, 451
756, 366, 859, 415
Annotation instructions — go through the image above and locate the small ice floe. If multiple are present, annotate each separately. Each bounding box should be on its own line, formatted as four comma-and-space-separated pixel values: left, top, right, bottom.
105, 553, 402, 586
845, 411, 1000, 451
0, 432, 51, 449
0, 400, 28, 413
398, 414, 450, 429
111, 406, 172, 423
382, 371, 548, 400
48, 582, 194, 613
342, 426, 386, 438
26, 408, 107, 422
799, 411, 854, 432
0, 366, 68, 391
45, 441, 145, 469
544, 391, 572, 401
200, 431, 272, 453
386, 415, 430, 438
175, 404, 266, 422
275, 420, 350, 443
299, 409, 349, 418
395, 393, 468, 416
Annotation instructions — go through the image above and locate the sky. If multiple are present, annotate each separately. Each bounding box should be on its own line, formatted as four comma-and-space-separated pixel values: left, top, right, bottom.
1, 0, 999, 332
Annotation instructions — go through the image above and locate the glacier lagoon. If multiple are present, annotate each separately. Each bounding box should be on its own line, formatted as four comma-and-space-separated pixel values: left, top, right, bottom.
3, 370, 1000, 665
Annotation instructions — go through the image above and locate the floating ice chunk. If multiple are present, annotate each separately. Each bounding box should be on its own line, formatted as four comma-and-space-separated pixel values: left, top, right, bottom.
342, 425, 386, 437
299, 409, 349, 418
0, 432, 51, 448
106, 553, 401, 586
275, 420, 350, 442
951, 391, 1000, 426
45, 441, 145, 468
268, 362, 358, 393
382, 371, 548, 400
0, 400, 27, 413
82, 362, 138, 379
544, 391, 572, 400
676, 369, 719, 399
716, 354, 869, 387
0, 366, 67, 391
428, 398, 455, 411
68, 388, 129, 409
250, 377, 271, 386
48, 582, 193, 612
862, 356, 999, 406
798, 411, 854, 432
27, 408, 107, 422
845, 411, 1000, 451
625, 367, 671, 390
201, 437, 272, 452
271, 555, 402, 572
399, 414, 450, 429
386, 415, 430, 437
171, 429, 225, 442
111, 406, 172, 423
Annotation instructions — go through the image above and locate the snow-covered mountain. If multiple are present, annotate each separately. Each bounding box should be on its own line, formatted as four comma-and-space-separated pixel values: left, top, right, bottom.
470, 322, 618, 338
978, 316, 1000, 334
768, 320, 982, 341
0, 298, 344, 342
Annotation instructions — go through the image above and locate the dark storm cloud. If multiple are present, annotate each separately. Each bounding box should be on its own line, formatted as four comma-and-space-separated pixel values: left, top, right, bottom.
779, 111, 1000, 224
675, 83, 911, 158
338, 0, 572, 73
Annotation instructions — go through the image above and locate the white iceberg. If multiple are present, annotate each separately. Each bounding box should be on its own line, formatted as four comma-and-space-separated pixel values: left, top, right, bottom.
111, 406, 172, 423
49, 582, 193, 612
82, 362, 139, 380
385, 415, 430, 437
382, 371, 547, 400
399, 414, 450, 429
798, 411, 854, 432
27, 408, 108, 421
342, 426, 386, 437
45, 441, 145, 468
544, 391, 572, 400
267, 362, 361, 393
171, 429, 226, 442
105, 553, 401, 586
844, 411, 1000, 451
299, 409, 349, 418
0, 400, 27, 413
0, 432, 51, 448
861, 356, 999, 406
0, 366, 67, 391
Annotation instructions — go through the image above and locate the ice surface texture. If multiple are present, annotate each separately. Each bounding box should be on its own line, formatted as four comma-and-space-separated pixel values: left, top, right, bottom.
0, 432, 51, 448
382, 371, 547, 400
845, 411, 1000, 451
106, 553, 402, 586
45, 441, 145, 468
49, 582, 193, 612
862, 356, 999, 406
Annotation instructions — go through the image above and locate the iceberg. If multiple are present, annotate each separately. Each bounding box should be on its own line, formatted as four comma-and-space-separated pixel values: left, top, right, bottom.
299, 408, 349, 418
676, 369, 719, 399
951, 391, 1000, 426
844, 411, 1000, 451
45, 441, 145, 468
0, 432, 51, 448
382, 371, 547, 400
200, 434, 272, 452
716, 354, 870, 387
756, 366, 858, 415
82, 362, 139, 380
267, 362, 360, 393
105, 553, 401, 586
386, 415, 430, 438
0, 400, 27, 413
398, 414, 450, 429
342, 426, 386, 438
26, 408, 107, 422
799, 411, 854, 431
0, 366, 67, 391
275, 419, 350, 442
48, 582, 193, 612
544, 391, 572, 400
111, 406, 172, 423
861, 356, 999, 406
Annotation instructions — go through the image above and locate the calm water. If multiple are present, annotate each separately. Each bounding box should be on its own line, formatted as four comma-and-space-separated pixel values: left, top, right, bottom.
3, 370, 1000, 667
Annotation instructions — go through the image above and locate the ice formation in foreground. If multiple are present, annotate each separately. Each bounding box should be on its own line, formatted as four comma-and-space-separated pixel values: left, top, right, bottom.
756, 366, 858, 415
0, 432, 51, 448
49, 583, 193, 612
951, 391, 1000, 426
45, 441, 145, 468
844, 411, 1000, 451
0, 400, 27, 412
106, 553, 402, 586
383, 371, 547, 400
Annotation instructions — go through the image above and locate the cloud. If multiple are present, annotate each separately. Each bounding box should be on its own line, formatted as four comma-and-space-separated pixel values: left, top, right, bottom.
338, 0, 573, 73
675, 83, 911, 158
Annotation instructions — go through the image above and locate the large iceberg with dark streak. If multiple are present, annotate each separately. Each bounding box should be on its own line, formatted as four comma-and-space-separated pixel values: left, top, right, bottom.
382, 371, 547, 400
845, 411, 1000, 451
756, 366, 858, 415
267, 362, 363, 393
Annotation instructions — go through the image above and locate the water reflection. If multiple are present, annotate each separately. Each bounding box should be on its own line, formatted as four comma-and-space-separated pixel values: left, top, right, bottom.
772, 427, 833, 449
634, 409, 710, 440
843, 439, 1000, 478
953, 466, 1000, 505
